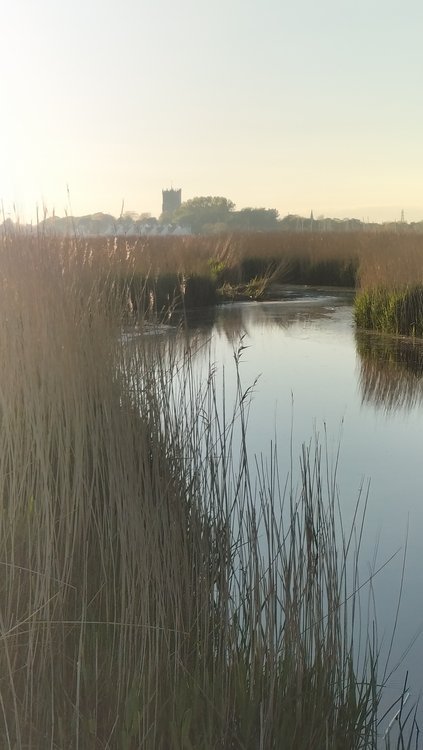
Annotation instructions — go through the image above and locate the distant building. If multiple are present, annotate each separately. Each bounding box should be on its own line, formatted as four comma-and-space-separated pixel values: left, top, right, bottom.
162, 188, 182, 215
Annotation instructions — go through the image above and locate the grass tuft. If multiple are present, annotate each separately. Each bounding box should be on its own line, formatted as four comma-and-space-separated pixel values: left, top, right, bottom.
355, 286, 423, 337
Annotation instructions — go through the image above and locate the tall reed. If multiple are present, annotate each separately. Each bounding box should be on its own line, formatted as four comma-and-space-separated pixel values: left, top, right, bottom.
0, 232, 415, 747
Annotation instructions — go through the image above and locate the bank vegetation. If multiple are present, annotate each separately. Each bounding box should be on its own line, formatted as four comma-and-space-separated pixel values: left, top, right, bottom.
0, 232, 418, 746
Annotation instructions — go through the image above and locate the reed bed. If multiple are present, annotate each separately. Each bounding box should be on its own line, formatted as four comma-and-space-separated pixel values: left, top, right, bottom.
353, 233, 423, 337
5, 230, 356, 315
16, 226, 423, 312
355, 286, 423, 337
0, 232, 417, 747
110, 229, 423, 290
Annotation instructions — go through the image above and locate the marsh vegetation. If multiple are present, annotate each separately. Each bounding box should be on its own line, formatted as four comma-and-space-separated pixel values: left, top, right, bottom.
0, 231, 419, 747
11, 227, 420, 321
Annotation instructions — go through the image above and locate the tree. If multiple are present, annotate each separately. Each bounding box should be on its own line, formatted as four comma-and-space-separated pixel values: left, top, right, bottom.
171, 196, 235, 233
229, 208, 279, 231
137, 213, 156, 226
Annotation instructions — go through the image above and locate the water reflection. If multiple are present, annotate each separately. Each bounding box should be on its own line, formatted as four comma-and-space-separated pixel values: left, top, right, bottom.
180, 288, 354, 345
150, 292, 423, 722
356, 330, 423, 412
170, 293, 423, 417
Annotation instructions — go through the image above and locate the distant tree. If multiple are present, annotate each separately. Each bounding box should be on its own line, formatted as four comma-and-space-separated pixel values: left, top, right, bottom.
135, 212, 157, 226
229, 207, 279, 231
171, 196, 235, 233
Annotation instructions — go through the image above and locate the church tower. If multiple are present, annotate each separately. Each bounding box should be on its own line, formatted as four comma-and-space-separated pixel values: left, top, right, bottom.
162, 188, 182, 216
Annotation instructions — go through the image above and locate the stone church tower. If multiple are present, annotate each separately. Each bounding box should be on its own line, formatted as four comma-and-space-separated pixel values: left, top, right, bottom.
162, 188, 182, 216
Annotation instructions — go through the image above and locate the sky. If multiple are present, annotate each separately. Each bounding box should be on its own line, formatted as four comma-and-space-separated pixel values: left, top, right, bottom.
1, 0, 422, 223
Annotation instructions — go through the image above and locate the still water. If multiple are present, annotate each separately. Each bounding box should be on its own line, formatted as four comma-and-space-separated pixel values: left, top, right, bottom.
180, 288, 423, 715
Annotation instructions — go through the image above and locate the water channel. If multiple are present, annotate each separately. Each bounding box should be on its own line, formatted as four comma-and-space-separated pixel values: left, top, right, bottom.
176, 287, 423, 725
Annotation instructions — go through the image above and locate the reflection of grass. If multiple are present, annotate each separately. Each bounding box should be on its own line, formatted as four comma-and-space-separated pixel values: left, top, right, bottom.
0, 232, 417, 747
356, 329, 423, 410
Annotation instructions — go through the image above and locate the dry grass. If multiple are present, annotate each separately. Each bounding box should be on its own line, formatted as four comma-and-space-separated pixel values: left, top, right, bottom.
11, 226, 423, 302
95, 230, 423, 294
112, 230, 423, 290
0, 231, 417, 747
352, 234, 423, 337
354, 234, 423, 290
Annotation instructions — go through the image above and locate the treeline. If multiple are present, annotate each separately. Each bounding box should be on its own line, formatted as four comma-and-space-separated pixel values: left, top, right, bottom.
4, 196, 423, 237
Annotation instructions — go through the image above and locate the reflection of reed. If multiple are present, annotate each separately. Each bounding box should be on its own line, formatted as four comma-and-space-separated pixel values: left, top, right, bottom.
174, 304, 247, 347
214, 305, 249, 345
356, 330, 423, 411
182, 293, 350, 346
180, 302, 291, 347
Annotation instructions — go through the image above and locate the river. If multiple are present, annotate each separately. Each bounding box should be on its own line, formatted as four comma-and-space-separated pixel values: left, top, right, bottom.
175, 287, 423, 725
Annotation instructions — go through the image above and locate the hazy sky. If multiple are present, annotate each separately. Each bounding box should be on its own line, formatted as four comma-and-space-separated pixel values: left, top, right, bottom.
1, 0, 422, 222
